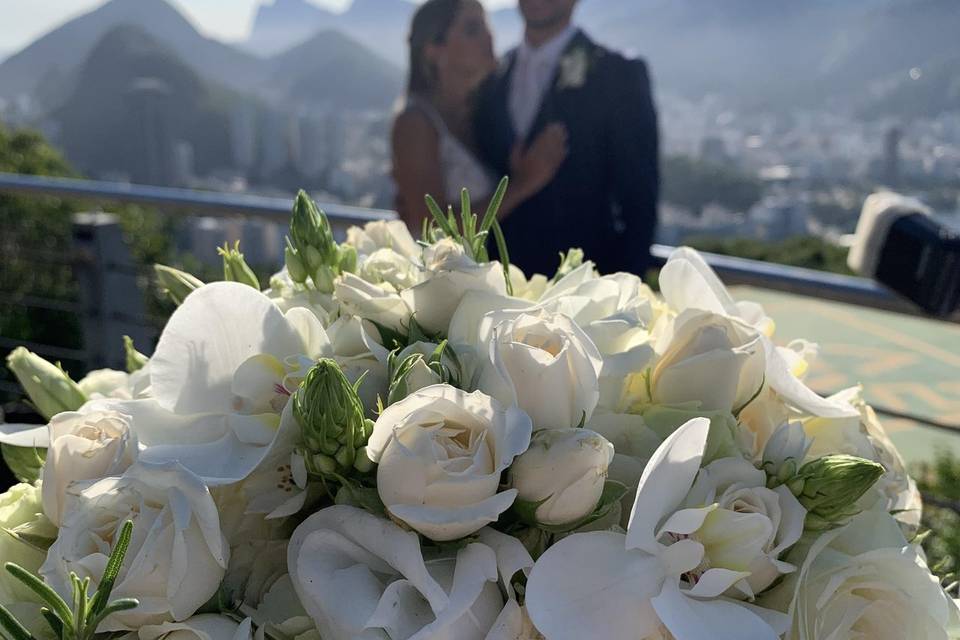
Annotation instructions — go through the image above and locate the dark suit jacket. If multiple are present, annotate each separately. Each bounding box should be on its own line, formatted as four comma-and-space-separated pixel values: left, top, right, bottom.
474, 30, 659, 277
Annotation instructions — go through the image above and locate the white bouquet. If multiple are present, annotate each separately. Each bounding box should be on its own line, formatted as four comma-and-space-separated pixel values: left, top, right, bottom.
1, 183, 956, 640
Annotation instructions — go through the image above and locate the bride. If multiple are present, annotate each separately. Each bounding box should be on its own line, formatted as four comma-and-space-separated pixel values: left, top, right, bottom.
392, 0, 568, 230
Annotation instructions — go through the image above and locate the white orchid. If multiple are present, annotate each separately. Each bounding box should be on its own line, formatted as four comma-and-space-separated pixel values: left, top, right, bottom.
88, 282, 331, 485
525, 418, 790, 640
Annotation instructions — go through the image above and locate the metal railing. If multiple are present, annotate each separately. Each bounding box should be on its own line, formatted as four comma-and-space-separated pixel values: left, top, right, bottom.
1, 171, 958, 432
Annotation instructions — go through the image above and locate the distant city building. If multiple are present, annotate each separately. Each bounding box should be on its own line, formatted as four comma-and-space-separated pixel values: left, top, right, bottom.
125, 77, 174, 186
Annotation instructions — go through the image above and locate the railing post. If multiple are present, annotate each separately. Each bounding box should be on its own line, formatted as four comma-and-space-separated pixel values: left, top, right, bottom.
72, 212, 152, 372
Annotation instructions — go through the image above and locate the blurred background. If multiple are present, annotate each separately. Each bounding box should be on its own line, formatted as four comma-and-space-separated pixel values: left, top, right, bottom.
1, 0, 960, 564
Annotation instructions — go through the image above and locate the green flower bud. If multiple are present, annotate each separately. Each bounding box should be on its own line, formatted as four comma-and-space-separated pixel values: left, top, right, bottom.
789, 454, 885, 529
154, 264, 204, 305
291, 190, 338, 272
552, 247, 585, 282
338, 244, 358, 274
122, 335, 148, 373
353, 446, 375, 474
312, 265, 337, 294
293, 359, 369, 478
284, 238, 308, 284
6, 347, 87, 420
217, 241, 261, 290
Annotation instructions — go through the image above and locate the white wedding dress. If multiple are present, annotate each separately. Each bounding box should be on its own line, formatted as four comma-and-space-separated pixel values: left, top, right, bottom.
406, 95, 495, 204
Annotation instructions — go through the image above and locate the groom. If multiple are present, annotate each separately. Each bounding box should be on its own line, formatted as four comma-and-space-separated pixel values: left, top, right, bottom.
475, 0, 659, 277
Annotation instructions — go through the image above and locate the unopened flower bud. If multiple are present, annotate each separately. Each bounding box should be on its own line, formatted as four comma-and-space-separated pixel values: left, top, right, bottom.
154, 264, 203, 305
293, 359, 369, 478
761, 422, 812, 487
509, 428, 614, 527
6, 347, 87, 420
353, 446, 375, 474
291, 190, 337, 273
284, 238, 308, 284
338, 244, 358, 274
552, 247, 585, 282
789, 454, 885, 529
123, 335, 148, 373
218, 241, 261, 290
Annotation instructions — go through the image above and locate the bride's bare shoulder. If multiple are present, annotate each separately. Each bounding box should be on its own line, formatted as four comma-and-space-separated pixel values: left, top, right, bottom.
392, 106, 439, 148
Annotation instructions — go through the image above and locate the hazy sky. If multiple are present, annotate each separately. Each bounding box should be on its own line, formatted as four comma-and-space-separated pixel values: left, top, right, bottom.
0, 0, 517, 54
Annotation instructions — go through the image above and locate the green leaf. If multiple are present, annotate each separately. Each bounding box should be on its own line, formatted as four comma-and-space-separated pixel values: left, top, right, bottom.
39, 609, 62, 640
1, 445, 46, 484
479, 177, 509, 235
0, 603, 35, 640
491, 219, 514, 296
334, 482, 386, 518
88, 521, 133, 618
424, 195, 456, 239
2, 526, 56, 554
5, 564, 73, 630
510, 495, 551, 527
85, 598, 138, 633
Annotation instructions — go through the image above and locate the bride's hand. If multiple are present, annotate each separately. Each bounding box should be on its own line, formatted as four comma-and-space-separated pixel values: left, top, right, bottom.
509, 123, 569, 199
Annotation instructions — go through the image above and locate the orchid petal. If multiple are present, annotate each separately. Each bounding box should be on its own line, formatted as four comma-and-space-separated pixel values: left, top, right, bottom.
152, 282, 304, 414
626, 417, 711, 553
652, 579, 781, 640
526, 531, 663, 640
660, 248, 739, 317
0, 423, 49, 448
763, 336, 858, 418
687, 568, 752, 599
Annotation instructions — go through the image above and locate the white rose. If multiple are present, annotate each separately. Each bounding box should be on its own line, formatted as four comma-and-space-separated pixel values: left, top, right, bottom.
401, 239, 507, 334
683, 456, 807, 595
509, 428, 614, 526
41, 461, 229, 630
649, 309, 764, 413
0, 483, 57, 639
288, 505, 509, 640
359, 247, 421, 290
659, 246, 775, 335
345, 219, 420, 262
760, 510, 955, 639
802, 386, 922, 533
366, 384, 532, 541
41, 409, 138, 526
334, 272, 412, 332
476, 310, 603, 430
137, 615, 253, 640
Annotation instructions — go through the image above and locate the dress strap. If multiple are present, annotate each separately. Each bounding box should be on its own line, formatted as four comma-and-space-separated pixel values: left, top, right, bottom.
405, 95, 450, 137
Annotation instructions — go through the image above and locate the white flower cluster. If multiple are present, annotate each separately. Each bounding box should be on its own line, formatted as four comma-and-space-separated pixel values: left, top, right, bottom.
1, 204, 956, 640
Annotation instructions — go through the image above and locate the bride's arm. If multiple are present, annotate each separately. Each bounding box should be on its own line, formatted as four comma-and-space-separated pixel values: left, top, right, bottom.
392, 109, 446, 231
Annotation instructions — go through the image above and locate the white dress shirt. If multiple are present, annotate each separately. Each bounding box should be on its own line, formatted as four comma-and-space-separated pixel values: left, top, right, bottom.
509, 24, 578, 141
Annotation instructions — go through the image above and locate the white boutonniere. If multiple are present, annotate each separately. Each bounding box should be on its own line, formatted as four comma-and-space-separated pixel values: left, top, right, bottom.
557, 47, 589, 90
